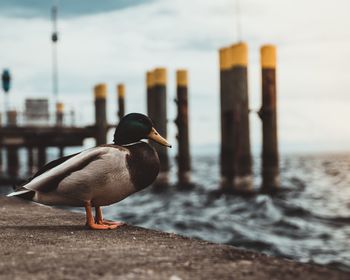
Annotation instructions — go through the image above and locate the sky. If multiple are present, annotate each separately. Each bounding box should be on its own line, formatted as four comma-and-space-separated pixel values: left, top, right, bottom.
0, 0, 350, 154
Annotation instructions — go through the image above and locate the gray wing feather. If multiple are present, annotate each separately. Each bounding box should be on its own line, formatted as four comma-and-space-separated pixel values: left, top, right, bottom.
22, 147, 109, 193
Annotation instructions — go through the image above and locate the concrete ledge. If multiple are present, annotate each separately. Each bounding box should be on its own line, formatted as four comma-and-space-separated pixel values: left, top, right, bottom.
0, 196, 348, 280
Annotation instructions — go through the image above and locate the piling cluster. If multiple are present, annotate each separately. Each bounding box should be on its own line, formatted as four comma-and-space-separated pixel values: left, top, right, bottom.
0, 44, 279, 194
219, 42, 279, 193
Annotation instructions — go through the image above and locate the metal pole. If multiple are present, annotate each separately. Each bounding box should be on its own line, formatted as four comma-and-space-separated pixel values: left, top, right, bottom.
235, 0, 243, 42
51, 5, 59, 107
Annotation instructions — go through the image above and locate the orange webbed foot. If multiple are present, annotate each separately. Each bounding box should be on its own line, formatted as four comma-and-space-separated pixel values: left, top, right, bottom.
85, 202, 122, 230
96, 219, 125, 227
87, 223, 119, 230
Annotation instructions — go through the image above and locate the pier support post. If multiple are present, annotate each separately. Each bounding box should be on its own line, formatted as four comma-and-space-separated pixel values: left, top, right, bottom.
38, 147, 47, 168
56, 102, 64, 127
94, 84, 108, 146
0, 114, 2, 174
152, 68, 169, 187
219, 43, 252, 192
117, 84, 125, 121
219, 47, 235, 190
27, 147, 35, 175
146, 71, 155, 121
230, 43, 253, 192
259, 45, 279, 192
6, 111, 19, 177
175, 70, 191, 187
56, 102, 65, 158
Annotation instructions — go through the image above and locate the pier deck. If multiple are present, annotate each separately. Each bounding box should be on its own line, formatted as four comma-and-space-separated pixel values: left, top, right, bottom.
0, 125, 95, 147
0, 196, 348, 280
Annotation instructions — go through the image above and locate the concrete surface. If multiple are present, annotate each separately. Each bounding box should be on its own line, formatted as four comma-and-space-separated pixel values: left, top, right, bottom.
0, 196, 349, 280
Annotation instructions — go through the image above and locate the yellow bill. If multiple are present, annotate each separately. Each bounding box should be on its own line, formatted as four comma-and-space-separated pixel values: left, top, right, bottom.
148, 127, 172, 148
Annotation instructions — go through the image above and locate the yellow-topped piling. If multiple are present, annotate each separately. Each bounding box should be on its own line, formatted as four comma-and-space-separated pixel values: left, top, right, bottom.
94, 84, 107, 99
261, 45, 276, 69
259, 44, 279, 192
154, 68, 167, 86
175, 69, 191, 186
56, 102, 64, 127
94, 83, 107, 145
56, 102, 64, 113
229, 42, 248, 68
219, 47, 231, 70
146, 71, 155, 88
117, 84, 125, 98
117, 83, 125, 120
148, 67, 169, 186
176, 70, 188, 87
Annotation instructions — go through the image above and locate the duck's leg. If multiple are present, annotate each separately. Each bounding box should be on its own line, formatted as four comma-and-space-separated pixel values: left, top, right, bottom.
84, 201, 118, 230
95, 206, 125, 227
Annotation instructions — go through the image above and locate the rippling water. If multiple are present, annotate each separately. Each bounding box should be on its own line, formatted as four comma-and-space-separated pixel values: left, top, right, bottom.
103, 153, 350, 271
2, 151, 350, 271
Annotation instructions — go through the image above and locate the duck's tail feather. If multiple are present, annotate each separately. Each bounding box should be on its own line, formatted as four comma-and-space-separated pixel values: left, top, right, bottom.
7, 189, 35, 201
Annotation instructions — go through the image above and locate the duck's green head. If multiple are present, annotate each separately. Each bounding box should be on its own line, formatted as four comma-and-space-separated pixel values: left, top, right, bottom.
113, 113, 171, 147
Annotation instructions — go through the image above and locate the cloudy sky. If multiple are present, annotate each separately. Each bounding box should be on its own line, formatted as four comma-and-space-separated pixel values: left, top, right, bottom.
0, 0, 350, 154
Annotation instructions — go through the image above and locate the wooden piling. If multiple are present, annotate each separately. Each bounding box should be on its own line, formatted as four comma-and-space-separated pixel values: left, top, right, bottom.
56, 102, 64, 127
259, 45, 279, 192
219, 43, 252, 192
27, 147, 35, 175
94, 84, 108, 145
146, 71, 155, 121
175, 70, 191, 186
0, 114, 2, 174
38, 147, 46, 168
230, 43, 252, 192
6, 111, 19, 177
219, 47, 235, 189
7, 110, 17, 126
56, 103, 65, 158
152, 68, 169, 186
117, 84, 125, 121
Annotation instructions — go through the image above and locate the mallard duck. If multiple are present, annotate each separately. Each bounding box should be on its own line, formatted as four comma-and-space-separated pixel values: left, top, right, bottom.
7, 113, 171, 230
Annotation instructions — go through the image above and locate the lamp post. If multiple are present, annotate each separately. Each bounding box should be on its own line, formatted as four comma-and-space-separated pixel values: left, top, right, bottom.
51, 4, 59, 120
2, 69, 11, 125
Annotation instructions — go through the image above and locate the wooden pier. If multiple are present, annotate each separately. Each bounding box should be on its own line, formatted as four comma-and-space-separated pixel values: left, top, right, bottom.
0, 84, 116, 186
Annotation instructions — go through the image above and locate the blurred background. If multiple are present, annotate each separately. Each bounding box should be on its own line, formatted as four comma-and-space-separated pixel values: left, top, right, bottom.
0, 0, 349, 272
